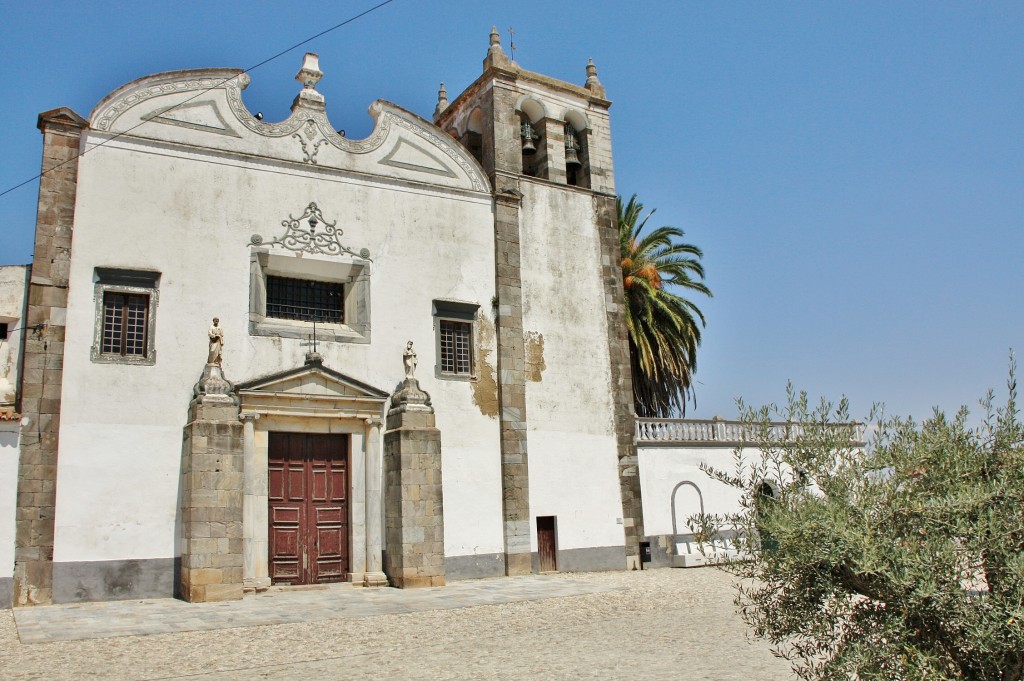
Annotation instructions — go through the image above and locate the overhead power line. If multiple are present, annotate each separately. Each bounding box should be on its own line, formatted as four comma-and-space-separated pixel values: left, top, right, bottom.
0, 0, 397, 201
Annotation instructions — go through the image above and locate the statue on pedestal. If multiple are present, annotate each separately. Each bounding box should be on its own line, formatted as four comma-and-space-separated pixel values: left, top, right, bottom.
194, 316, 235, 406
208, 317, 224, 366
403, 341, 417, 379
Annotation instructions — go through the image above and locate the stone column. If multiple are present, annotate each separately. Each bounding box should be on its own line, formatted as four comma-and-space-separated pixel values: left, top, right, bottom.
13, 107, 87, 606
383, 355, 445, 588
493, 182, 533, 576
240, 412, 269, 590
363, 417, 387, 586
179, 362, 244, 602
347, 430, 367, 584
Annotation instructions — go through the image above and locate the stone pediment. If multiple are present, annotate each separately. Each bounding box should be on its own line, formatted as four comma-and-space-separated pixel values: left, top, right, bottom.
236, 358, 388, 411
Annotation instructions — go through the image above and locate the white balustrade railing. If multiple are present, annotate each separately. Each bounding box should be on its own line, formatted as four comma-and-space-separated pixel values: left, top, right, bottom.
635, 418, 865, 445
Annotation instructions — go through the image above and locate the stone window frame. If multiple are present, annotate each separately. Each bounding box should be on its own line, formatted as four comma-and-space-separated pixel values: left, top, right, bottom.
90, 267, 160, 366
249, 248, 371, 344
433, 299, 478, 381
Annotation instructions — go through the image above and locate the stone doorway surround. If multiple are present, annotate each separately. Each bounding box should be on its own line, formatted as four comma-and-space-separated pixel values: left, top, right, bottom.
235, 355, 390, 589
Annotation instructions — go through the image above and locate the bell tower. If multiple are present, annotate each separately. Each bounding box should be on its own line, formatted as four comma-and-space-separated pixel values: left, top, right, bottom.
435, 30, 644, 574
435, 27, 614, 192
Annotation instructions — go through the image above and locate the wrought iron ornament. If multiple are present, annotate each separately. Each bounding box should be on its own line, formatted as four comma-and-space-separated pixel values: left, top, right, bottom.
251, 202, 372, 259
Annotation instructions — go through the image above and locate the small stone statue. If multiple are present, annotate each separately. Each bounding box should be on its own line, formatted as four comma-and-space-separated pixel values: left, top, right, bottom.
208, 317, 224, 366
403, 340, 417, 379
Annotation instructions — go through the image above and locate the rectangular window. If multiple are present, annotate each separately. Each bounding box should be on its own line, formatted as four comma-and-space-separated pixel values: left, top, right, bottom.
91, 268, 160, 365
266, 275, 344, 323
434, 299, 478, 379
439, 319, 472, 375
102, 292, 149, 356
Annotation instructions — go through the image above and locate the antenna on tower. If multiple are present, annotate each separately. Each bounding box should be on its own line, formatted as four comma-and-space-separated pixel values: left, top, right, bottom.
508, 27, 517, 62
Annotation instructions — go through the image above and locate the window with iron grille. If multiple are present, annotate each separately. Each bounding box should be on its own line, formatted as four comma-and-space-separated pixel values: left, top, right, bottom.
102, 292, 149, 356
266, 275, 344, 323
439, 319, 472, 374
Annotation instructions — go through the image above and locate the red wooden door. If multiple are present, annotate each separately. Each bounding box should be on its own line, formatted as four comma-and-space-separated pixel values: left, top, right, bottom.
268, 432, 349, 585
537, 516, 557, 572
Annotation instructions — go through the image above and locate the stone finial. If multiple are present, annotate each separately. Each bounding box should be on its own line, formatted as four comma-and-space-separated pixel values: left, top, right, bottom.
296, 52, 323, 88
433, 83, 449, 122
293, 52, 326, 112
585, 58, 606, 98
483, 25, 511, 70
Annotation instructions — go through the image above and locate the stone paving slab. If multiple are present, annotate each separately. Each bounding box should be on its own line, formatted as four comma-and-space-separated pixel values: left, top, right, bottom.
13, 574, 622, 644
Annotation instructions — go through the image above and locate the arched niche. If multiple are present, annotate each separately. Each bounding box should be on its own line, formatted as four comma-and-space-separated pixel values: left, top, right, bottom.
462, 107, 484, 165
562, 109, 592, 188
515, 96, 547, 178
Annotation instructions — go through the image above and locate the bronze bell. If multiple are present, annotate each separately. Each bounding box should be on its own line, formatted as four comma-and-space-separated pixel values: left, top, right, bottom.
565, 145, 582, 169
565, 124, 582, 168
520, 121, 537, 155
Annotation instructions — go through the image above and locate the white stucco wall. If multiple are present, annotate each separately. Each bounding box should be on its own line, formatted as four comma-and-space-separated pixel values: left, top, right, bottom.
0, 422, 20, 582
519, 183, 625, 553
52, 76, 504, 565
0, 265, 28, 405
638, 445, 755, 538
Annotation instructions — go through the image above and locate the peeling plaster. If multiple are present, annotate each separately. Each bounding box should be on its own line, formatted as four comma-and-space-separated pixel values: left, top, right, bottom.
524, 331, 545, 382
472, 312, 499, 417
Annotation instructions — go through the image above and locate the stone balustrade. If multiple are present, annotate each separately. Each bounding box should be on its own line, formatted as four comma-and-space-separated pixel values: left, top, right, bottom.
635, 417, 865, 446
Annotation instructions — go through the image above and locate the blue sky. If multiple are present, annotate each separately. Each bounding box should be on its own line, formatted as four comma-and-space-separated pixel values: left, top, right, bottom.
1, 1, 1021, 422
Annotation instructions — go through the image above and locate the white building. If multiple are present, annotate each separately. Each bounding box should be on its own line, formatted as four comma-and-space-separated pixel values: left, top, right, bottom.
6, 30, 646, 606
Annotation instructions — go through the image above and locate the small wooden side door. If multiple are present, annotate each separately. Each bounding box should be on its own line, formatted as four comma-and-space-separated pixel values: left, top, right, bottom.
268, 432, 349, 585
537, 515, 557, 573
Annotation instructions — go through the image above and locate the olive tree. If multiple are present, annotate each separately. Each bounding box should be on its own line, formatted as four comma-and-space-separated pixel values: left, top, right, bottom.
699, 362, 1024, 680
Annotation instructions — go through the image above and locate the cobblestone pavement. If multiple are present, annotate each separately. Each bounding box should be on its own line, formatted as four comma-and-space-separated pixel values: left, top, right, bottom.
0, 568, 795, 680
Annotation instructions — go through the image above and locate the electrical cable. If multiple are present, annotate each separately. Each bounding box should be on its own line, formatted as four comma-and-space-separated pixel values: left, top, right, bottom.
0, 0, 397, 200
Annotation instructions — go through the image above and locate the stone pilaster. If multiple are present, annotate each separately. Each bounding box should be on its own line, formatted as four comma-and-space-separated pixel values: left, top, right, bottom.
179, 364, 244, 602
13, 107, 87, 606
537, 119, 566, 184
493, 180, 532, 576
383, 375, 445, 588
594, 194, 645, 566
240, 412, 269, 590
363, 417, 387, 586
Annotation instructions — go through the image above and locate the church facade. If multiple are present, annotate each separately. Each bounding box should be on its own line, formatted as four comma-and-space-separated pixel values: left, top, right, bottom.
4, 29, 645, 606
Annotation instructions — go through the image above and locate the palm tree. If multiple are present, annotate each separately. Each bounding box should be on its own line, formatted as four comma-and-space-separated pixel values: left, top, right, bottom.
619, 194, 711, 417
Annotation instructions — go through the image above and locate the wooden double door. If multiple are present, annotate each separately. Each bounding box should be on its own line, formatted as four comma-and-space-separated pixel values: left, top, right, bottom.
268, 432, 350, 585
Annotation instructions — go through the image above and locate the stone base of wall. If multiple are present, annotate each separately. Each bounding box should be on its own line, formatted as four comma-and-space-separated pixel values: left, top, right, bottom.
530, 545, 626, 574
0, 577, 11, 609
52, 558, 177, 603
445, 552, 505, 581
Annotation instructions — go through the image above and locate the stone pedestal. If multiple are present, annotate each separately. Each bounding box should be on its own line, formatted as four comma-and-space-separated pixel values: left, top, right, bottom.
383, 377, 445, 588
179, 364, 244, 602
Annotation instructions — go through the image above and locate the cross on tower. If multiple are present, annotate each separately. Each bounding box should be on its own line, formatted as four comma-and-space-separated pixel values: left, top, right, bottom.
508, 27, 516, 62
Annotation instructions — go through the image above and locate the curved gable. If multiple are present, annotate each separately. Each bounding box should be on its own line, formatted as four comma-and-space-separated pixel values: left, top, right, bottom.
87, 63, 489, 194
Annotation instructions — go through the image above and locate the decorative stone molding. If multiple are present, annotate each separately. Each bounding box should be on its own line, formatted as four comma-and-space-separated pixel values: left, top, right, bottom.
89, 60, 490, 193
92, 70, 251, 132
